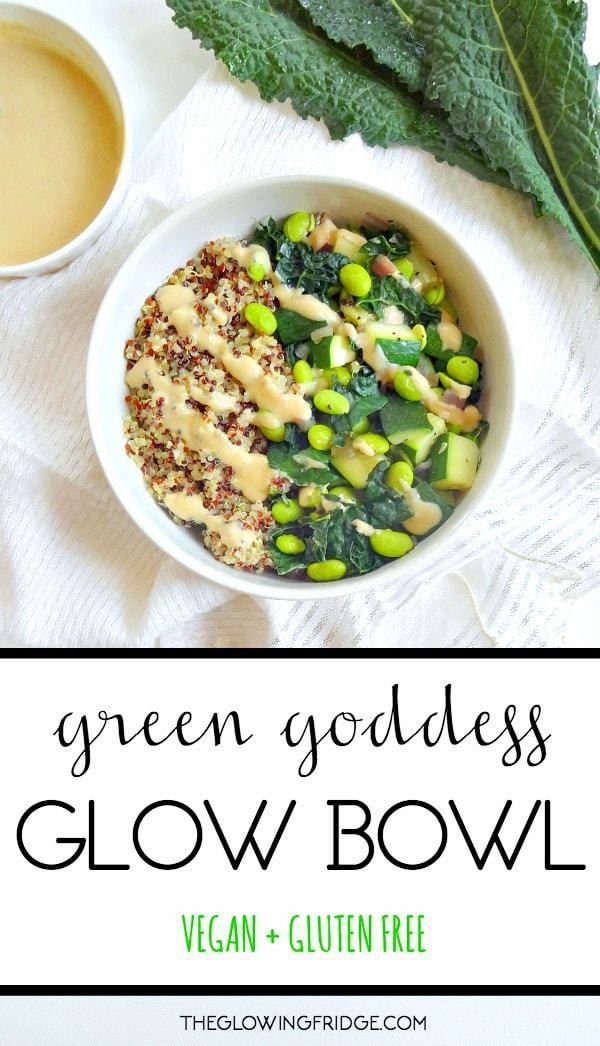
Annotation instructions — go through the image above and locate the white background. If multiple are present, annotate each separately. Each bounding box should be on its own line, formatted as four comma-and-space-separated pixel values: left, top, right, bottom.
0, 657, 596, 986
14, 0, 600, 648
0, 995, 598, 1046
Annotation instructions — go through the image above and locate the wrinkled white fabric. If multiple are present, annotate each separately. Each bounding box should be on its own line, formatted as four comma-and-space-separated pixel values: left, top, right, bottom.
1, 66, 599, 648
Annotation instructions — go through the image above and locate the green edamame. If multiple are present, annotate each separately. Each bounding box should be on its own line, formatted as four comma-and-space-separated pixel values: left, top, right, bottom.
244, 302, 277, 335
393, 370, 421, 401
369, 529, 413, 558
385, 461, 414, 491
446, 355, 479, 385
308, 424, 335, 451
283, 211, 314, 242
247, 262, 265, 282
313, 389, 350, 415
394, 258, 414, 280
307, 559, 347, 582
293, 360, 313, 384
276, 534, 306, 555
340, 263, 372, 298
271, 498, 302, 524
355, 432, 390, 455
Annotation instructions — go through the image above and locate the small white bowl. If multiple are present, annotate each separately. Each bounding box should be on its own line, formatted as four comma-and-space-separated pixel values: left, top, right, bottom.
87, 176, 515, 600
0, 3, 131, 278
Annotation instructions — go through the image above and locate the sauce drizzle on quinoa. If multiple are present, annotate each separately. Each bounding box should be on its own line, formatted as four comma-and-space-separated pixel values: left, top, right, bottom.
126, 356, 274, 503
155, 278, 311, 425
163, 491, 257, 551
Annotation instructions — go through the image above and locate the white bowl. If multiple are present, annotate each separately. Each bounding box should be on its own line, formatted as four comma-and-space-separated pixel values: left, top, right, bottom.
87, 176, 515, 600
0, 3, 131, 278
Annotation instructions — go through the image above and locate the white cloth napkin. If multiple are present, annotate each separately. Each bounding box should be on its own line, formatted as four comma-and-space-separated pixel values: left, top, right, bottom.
1, 65, 599, 648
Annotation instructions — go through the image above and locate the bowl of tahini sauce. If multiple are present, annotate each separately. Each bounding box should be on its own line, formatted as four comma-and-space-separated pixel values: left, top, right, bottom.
0, 4, 130, 277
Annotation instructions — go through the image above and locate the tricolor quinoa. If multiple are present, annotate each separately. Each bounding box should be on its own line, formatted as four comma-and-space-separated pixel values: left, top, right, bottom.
124, 238, 292, 572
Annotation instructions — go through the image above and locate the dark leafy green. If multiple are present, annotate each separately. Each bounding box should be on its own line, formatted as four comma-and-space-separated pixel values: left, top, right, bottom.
253, 217, 285, 265
362, 461, 412, 529
376, 337, 421, 366
324, 368, 389, 439
297, 0, 426, 92
167, 0, 514, 192
274, 307, 325, 345
168, 0, 599, 272
358, 274, 441, 324
411, 0, 600, 270
276, 241, 350, 300
268, 442, 341, 486
359, 225, 411, 260
268, 523, 308, 573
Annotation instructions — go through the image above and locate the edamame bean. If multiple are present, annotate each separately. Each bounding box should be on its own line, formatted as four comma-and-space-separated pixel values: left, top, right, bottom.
247, 262, 265, 282
447, 355, 479, 385
293, 360, 313, 383
355, 432, 390, 454
308, 423, 335, 451
283, 211, 315, 242
329, 485, 357, 503
259, 423, 286, 442
307, 559, 347, 582
351, 416, 370, 435
394, 258, 414, 280
276, 534, 306, 555
340, 263, 372, 298
369, 529, 413, 558
411, 324, 427, 348
314, 389, 350, 415
324, 366, 351, 387
385, 461, 414, 491
393, 370, 421, 401
244, 302, 278, 335
299, 484, 322, 508
271, 498, 302, 524
425, 283, 445, 305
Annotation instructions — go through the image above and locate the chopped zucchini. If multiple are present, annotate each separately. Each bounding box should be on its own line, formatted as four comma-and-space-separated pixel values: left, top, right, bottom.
380, 399, 431, 446
334, 229, 367, 262
400, 413, 446, 466
430, 432, 480, 491
375, 338, 421, 367
340, 298, 372, 327
331, 440, 385, 489
311, 335, 357, 369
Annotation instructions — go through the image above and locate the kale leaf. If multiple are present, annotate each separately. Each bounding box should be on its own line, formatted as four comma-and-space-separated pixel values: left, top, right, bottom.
297, 0, 426, 93
268, 442, 341, 486
358, 275, 441, 324
276, 241, 350, 300
362, 461, 412, 529
359, 225, 411, 260
275, 308, 325, 346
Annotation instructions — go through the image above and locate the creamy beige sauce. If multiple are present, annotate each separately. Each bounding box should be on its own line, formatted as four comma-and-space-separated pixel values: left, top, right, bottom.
404, 367, 481, 430
126, 356, 274, 503
272, 277, 340, 326
156, 278, 311, 425
163, 491, 256, 551
225, 241, 272, 273
438, 321, 463, 353
0, 22, 122, 265
356, 333, 400, 385
352, 518, 377, 537
400, 481, 443, 536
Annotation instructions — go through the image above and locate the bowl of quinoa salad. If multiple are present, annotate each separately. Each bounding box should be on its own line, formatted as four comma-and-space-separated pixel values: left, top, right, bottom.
87, 176, 515, 600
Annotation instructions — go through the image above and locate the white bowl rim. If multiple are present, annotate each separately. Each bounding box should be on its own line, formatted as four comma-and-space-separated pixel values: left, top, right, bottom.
87, 173, 516, 601
0, 2, 132, 278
